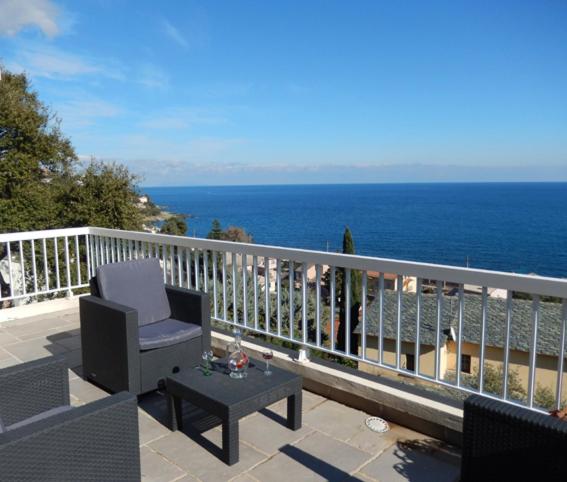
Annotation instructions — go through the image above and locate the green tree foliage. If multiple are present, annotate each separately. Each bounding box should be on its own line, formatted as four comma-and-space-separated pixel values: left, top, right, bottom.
0, 68, 76, 232
206, 219, 253, 243
336, 226, 362, 353
62, 160, 143, 230
160, 215, 188, 236
0, 67, 143, 233
207, 219, 224, 240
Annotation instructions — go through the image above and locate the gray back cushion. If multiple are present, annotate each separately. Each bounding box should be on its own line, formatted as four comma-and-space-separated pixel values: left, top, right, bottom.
97, 258, 171, 326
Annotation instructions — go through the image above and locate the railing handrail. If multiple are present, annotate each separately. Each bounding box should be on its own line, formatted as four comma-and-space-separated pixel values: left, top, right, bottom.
88, 227, 567, 298
0, 227, 90, 243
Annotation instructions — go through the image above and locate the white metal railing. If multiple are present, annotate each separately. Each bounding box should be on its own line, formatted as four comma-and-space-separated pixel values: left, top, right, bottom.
2, 226, 567, 413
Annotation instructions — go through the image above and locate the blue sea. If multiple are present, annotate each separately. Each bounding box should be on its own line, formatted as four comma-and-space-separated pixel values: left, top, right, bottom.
144, 183, 567, 278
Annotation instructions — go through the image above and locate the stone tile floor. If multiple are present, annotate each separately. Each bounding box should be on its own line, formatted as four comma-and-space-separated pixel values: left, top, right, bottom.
0, 306, 461, 481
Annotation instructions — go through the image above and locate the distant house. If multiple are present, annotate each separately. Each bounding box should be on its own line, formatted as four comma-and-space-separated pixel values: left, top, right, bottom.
354, 291, 566, 401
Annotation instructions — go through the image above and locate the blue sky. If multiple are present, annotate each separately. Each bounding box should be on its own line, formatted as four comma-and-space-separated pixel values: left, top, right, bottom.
1, 0, 566, 186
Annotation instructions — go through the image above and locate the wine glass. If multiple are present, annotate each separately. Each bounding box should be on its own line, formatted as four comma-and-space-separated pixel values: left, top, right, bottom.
202, 350, 213, 376
262, 349, 273, 376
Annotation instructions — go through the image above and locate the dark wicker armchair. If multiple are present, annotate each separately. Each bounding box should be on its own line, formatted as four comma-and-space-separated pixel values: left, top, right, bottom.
80, 258, 211, 395
461, 394, 567, 482
0, 355, 140, 481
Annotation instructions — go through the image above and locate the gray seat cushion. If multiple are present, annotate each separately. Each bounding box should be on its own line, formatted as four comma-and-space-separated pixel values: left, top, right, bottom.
97, 258, 171, 326
139, 318, 202, 351
6, 405, 73, 431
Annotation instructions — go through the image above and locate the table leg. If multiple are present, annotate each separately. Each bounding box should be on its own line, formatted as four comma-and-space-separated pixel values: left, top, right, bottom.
287, 391, 302, 430
167, 393, 183, 431
222, 418, 239, 466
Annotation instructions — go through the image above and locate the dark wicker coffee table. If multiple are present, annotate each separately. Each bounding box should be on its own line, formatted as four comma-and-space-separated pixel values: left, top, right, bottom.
165, 359, 303, 465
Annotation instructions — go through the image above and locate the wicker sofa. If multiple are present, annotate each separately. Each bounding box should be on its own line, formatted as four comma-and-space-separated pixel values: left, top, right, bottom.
80, 258, 211, 395
461, 394, 567, 481
0, 355, 140, 481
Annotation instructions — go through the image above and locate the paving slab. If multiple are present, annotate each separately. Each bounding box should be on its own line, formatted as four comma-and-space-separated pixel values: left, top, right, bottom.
303, 399, 368, 441
139, 410, 171, 445
140, 446, 187, 482
249, 431, 372, 482
239, 410, 314, 455
359, 442, 459, 482
69, 377, 109, 404
0, 330, 20, 346
266, 389, 326, 416
2, 336, 67, 362
149, 429, 267, 482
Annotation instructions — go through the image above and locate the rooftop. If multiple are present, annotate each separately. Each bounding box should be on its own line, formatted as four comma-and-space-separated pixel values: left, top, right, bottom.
0, 301, 460, 482
355, 291, 564, 356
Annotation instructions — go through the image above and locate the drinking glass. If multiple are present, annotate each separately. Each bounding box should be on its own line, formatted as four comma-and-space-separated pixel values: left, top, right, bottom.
202, 350, 213, 376
262, 349, 273, 376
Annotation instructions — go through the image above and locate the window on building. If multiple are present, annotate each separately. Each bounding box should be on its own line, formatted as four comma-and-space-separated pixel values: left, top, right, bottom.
405, 354, 415, 372
461, 354, 471, 374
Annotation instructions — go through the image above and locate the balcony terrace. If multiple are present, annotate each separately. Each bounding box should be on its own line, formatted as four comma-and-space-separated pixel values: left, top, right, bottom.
0, 300, 460, 481
1, 226, 566, 480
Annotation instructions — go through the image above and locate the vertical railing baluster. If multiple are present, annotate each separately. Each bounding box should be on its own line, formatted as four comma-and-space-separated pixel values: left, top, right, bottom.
42, 238, 49, 291
128, 239, 133, 260
555, 301, 567, 411
177, 248, 183, 287
232, 253, 238, 324
289, 261, 294, 340
316, 265, 322, 347
189, 249, 193, 289
345, 268, 351, 355
122, 239, 127, 260
105, 237, 110, 263
18, 240, 25, 296
378, 273, 384, 364
31, 239, 38, 294
161, 245, 167, 282
479, 287, 488, 393
276, 259, 281, 335
415, 278, 422, 375
265, 257, 271, 333
75, 236, 81, 286
54, 238, 60, 290
222, 252, 228, 320
64, 236, 71, 291
253, 256, 258, 331
435, 280, 443, 380
7, 242, 14, 298
170, 245, 175, 285
86, 234, 92, 279
503, 290, 513, 400
528, 295, 540, 408
194, 250, 200, 291
110, 237, 116, 263
396, 274, 402, 369
361, 271, 367, 359
242, 254, 248, 326
212, 251, 218, 319
302, 262, 308, 345
330, 267, 336, 352
203, 251, 209, 293
456, 284, 464, 387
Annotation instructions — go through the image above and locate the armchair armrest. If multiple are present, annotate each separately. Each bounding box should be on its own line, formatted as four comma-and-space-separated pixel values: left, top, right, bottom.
0, 355, 69, 427
79, 295, 141, 393
166, 285, 211, 349
0, 391, 140, 481
461, 394, 567, 482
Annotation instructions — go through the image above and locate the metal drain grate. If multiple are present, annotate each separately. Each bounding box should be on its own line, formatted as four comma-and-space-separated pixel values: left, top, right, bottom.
365, 416, 390, 433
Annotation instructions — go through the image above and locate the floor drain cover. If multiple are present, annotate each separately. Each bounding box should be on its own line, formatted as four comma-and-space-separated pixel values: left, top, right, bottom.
365, 417, 390, 433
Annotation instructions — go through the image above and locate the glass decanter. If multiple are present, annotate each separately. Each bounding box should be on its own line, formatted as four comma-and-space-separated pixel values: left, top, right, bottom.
227, 328, 249, 379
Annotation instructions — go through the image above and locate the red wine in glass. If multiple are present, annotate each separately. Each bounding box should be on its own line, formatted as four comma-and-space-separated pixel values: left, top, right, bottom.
262, 350, 273, 375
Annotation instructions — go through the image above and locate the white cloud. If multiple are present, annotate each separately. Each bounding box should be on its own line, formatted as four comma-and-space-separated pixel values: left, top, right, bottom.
0, 0, 61, 37
138, 108, 227, 130
7, 43, 125, 81
57, 97, 123, 128
137, 63, 169, 89
161, 19, 189, 49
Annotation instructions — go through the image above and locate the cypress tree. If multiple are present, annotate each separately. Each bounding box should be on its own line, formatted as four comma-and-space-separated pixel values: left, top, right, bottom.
336, 226, 362, 353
